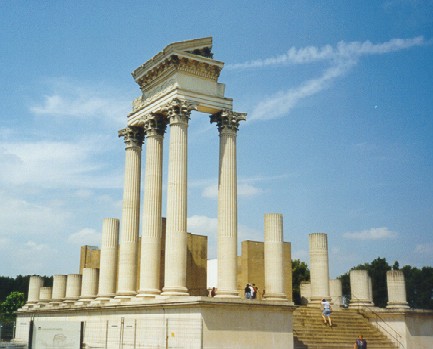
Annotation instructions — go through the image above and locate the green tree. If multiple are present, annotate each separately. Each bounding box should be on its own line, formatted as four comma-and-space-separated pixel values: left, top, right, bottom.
0, 291, 25, 324
292, 259, 310, 305
368, 257, 391, 308
402, 265, 433, 310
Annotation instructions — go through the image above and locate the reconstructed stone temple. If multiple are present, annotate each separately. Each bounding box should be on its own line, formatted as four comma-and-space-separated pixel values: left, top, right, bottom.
14, 38, 294, 349
13, 37, 433, 349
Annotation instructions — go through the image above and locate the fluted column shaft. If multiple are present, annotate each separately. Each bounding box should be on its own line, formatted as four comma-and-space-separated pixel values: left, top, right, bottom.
38, 287, 52, 304
330, 279, 343, 307
309, 233, 330, 305
116, 127, 144, 297
80, 268, 99, 300
349, 269, 372, 307
51, 274, 67, 303
27, 275, 43, 305
211, 110, 246, 298
97, 218, 119, 299
64, 274, 82, 303
386, 270, 409, 309
138, 115, 166, 297
162, 99, 194, 296
264, 213, 287, 301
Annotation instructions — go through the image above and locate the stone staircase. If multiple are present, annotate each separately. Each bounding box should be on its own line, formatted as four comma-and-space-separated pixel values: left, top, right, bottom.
293, 307, 399, 349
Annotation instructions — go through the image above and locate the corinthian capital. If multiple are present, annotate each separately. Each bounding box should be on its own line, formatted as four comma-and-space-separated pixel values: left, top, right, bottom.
162, 98, 197, 125
140, 113, 167, 137
210, 110, 247, 133
118, 127, 144, 149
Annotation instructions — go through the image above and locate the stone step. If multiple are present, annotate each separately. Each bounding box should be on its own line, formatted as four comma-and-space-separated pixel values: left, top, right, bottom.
293, 306, 398, 349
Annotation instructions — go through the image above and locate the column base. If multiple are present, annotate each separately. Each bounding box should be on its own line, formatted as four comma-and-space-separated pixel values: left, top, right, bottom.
161, 286, 189, 297
214, 290, 240, 298
136, 288, 161, 298
348, 300, 374, 309
264, 293, 289, 302
111, 295, 134, 304
386, 302, 409, 309
94, 295, 114, 303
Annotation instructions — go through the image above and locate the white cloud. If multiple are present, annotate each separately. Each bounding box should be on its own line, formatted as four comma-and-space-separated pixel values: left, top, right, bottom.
68, 228, 101, 246
343, 227, 397, 240
0, 240, 60, 276
230, 36, 425, 121
30, 78, 131, 127
415, 243, 433, 255
238, 183, 263, 197
0, 192, 71, 236
201, 184, 218, 199
0, 138, 122, 189
201, 182, 263, 199
227, 36, 424, 69
249, 61, 354, 121
24, 240, 52, 252
188, 215, 218, 235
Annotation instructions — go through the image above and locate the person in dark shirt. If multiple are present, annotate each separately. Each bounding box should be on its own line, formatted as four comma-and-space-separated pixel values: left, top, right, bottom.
354, 334, 367, 349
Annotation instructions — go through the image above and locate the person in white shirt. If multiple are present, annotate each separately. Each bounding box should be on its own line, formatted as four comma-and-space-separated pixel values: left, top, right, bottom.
321, 298, 333, 327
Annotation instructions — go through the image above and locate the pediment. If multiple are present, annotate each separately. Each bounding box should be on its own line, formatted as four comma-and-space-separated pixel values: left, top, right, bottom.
132, 37, 222, 85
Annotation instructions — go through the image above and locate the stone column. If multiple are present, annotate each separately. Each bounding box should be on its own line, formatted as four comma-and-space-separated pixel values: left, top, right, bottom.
263, 213, 287, 301
96, 218, 119, 301
308, 233, 330, 306
63, 274, 82, 305
210, 110, 246, 298
330, 279, 343, 308
79, 268, 99, 303
300, 281, 311, 305
116, 127, 144, 298
386, 270, 409, 309
162, 99, 195, 296
26, 275, 43, 306
50, 274, 67, 305
349, 269, 372, 308
137, 114, 167, 298
38, 287, 52, 306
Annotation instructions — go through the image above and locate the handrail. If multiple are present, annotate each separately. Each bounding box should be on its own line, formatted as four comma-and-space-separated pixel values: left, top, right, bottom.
349, 294, 405, 349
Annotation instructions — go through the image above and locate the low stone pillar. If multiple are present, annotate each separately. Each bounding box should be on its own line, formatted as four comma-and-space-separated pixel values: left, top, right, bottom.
349, 270, 373, 308
96, 218, 119, 301
386, 270, 409, 309
38, 287, 52, 306
330, 279, 342, 308
308, 233, 330, 306
50, 275, 67, 305
300, 281, 311, 305
79, 268, 99, 303
263, 213, 287, 301
64, 274, 82, 305
27, 275, 43, 306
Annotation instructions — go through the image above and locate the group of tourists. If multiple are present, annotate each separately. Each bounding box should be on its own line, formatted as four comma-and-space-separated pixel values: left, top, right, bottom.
244, 283, 259, 299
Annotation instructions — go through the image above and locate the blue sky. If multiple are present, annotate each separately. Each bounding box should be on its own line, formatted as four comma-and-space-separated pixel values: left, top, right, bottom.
0, 1, 432, 279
